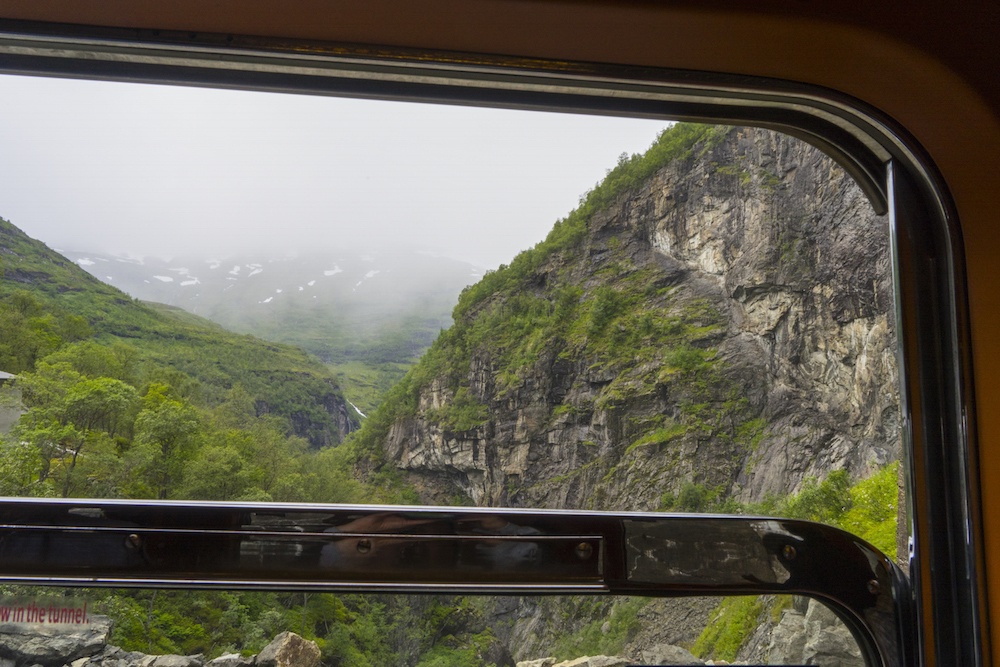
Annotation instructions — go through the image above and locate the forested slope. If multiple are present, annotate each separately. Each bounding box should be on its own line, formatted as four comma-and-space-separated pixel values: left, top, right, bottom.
0, 216, 364, 500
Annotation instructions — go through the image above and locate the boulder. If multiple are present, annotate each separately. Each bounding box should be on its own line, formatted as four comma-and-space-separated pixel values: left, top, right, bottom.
639, 644, 705, 665
254, 632, 320, 667
767, 599, 863, 667
75, 645, 147, 666
0, 615, 111, 666
553, 657, 628, 667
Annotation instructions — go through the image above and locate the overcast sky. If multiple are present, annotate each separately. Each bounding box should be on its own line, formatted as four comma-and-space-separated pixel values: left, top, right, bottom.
0, 74, 668, 269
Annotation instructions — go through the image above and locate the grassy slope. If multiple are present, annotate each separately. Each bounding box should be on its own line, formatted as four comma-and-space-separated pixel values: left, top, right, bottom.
0, 217, 357, 445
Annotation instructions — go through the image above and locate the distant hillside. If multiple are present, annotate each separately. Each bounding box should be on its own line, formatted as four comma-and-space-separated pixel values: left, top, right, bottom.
0, 217, 359, 448
62, 248, 481, 412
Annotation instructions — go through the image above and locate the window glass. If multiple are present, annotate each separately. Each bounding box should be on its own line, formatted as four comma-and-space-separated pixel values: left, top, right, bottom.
0, 74, 898, 666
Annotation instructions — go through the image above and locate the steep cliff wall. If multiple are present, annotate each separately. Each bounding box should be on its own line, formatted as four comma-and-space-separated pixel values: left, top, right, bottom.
370, 125, 897, 512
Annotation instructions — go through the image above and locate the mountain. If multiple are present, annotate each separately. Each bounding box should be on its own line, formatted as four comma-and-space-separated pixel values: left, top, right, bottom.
348, 123, 900, 662
0, 218, 359, 448
357, 124, 898, 511
61, 248, 482, 412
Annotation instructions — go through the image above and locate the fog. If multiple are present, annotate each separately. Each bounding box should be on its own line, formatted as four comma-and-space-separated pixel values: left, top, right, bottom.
0, 74, 668, 269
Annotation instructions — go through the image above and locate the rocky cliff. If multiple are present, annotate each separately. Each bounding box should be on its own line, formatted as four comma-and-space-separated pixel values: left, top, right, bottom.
368, 124, 897, 512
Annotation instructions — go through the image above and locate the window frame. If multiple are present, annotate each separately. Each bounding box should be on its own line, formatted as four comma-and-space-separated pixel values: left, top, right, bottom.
0, 19, 983, 667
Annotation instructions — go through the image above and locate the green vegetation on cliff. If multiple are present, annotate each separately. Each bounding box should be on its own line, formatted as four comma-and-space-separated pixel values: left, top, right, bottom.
347, 123, 761, 506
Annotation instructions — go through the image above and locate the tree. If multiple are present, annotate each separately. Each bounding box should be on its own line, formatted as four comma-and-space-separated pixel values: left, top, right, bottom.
133, 384, 202, 498
179, 446, 251, 500
0, 437, 54, 497
14, 365, 139, 496
45, 340, 139, 384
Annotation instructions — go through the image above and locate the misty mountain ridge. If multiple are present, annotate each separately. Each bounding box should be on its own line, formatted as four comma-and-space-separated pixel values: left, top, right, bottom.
62, 247, 485, 412
61, 248, 483, 320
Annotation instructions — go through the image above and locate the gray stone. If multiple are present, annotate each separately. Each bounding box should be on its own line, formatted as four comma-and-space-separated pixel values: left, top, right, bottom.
0, 615, 112, 666
801, 600, 864, 667
766, 607, 808, 664
553, 658, 628, 667
206, 653, 251, 667
639, 644, 705, 665
147, 655, 203, 667
767, 599, 863, 667
516, 660, 555, 667
254, 632, 320, 667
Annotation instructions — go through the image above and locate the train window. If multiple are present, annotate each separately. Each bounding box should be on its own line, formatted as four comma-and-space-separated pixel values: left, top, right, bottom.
0, 26, 973, 666
0, 72, 903, 666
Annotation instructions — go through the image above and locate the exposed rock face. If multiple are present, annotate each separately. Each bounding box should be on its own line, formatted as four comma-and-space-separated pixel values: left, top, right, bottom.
254, 377, 359, 448
766, 598, 864, 666
382, 125, 897, 512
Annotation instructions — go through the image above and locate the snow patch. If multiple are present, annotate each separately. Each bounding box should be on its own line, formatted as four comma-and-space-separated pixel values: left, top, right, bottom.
275, 289, 283, 294
323, 266, 343, 277
106, 276, 114, 281
181, 279, 200, 287
247, 267, 263, 277
307, 280, 316, 286
260, 297, 273, 304
153, 275, 174, 283
298, 286, 304, 291
353, 270, 381, 290
76, 258, 95, 266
